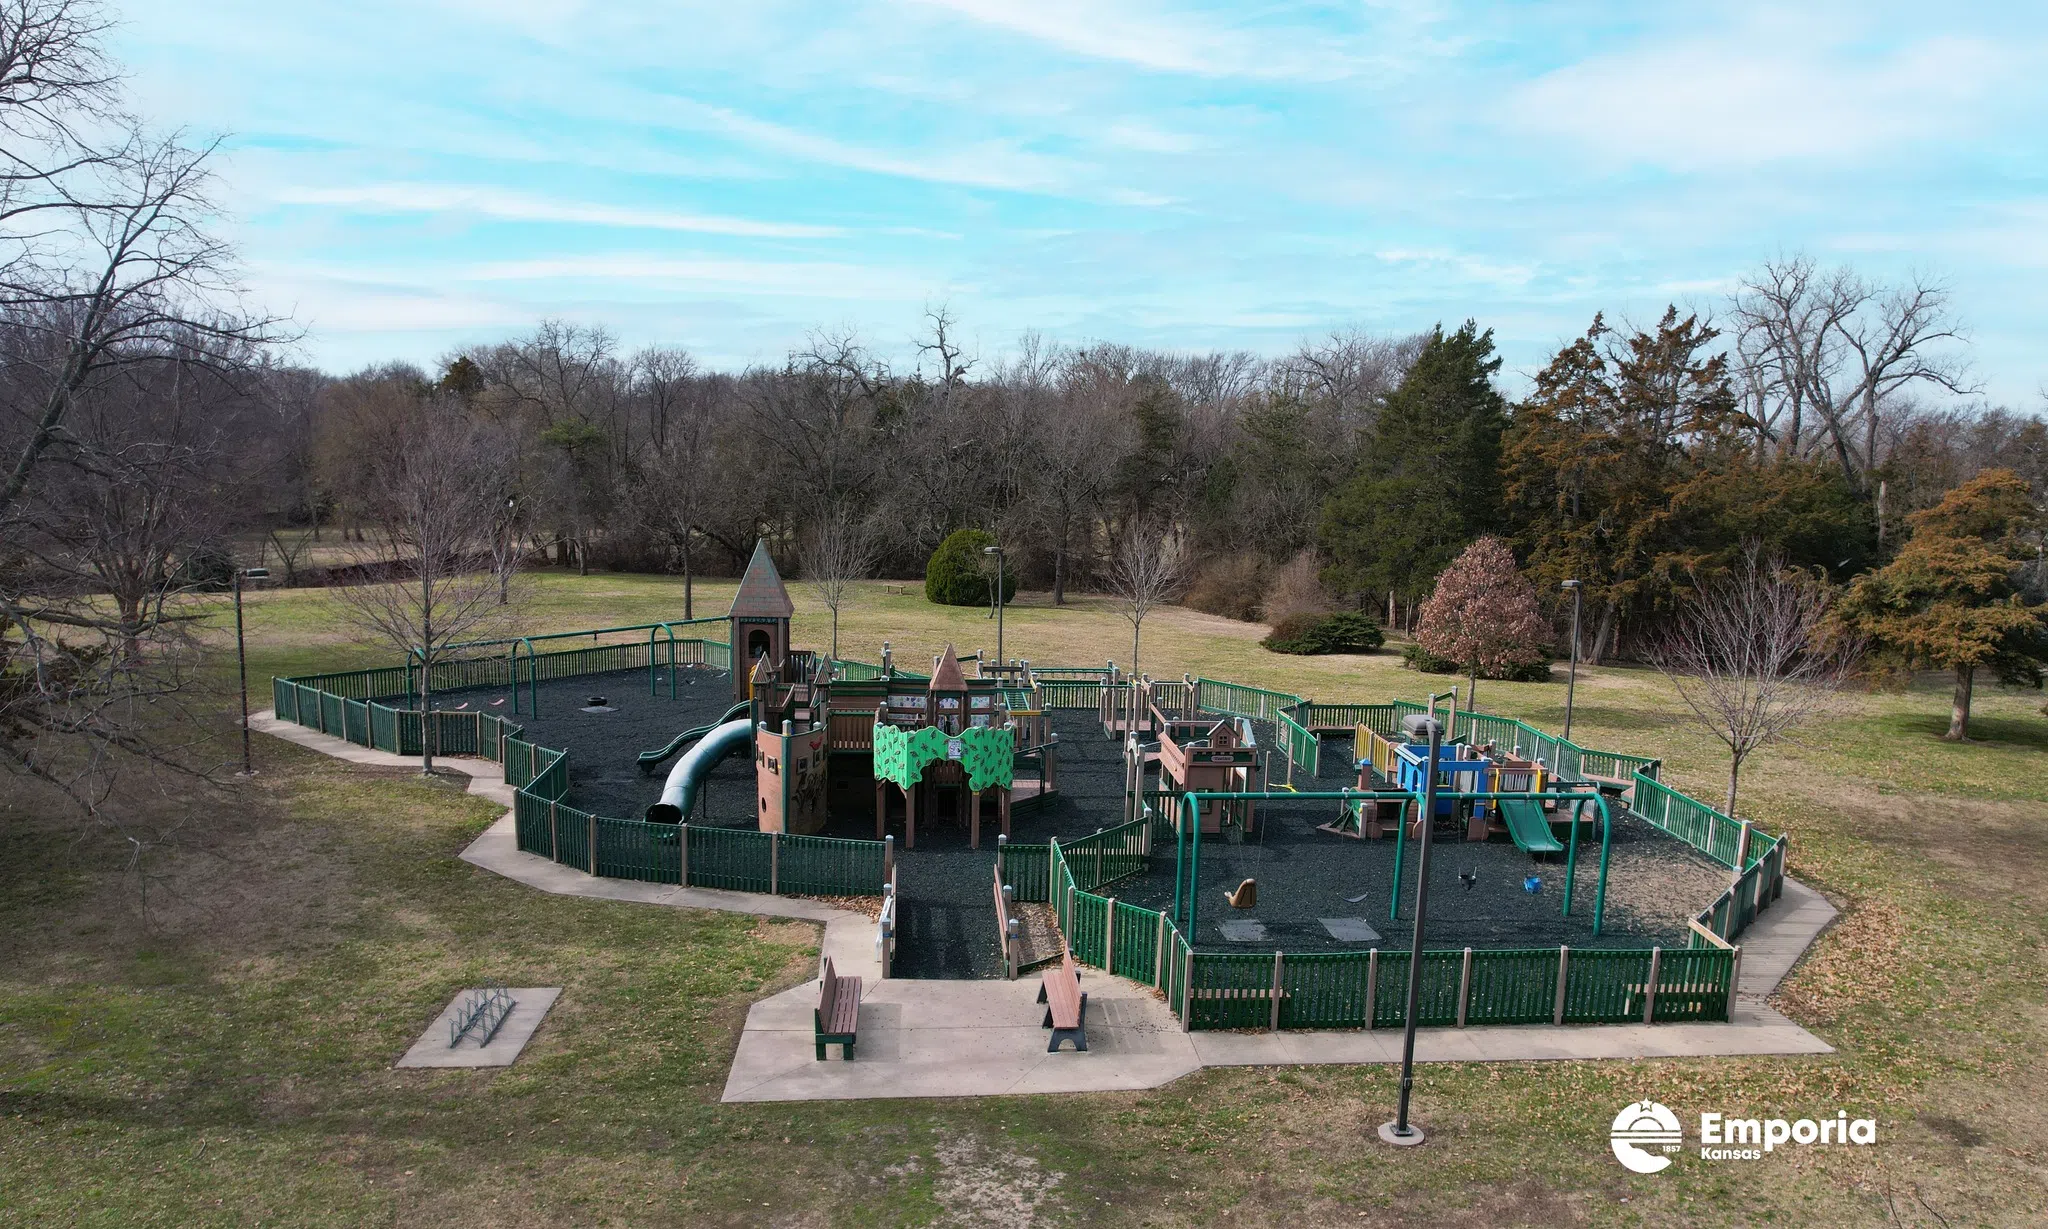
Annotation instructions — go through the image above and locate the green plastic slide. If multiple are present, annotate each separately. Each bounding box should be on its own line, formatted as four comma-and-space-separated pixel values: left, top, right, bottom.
1498, 798, 1566, 855
637, 701, 751, 772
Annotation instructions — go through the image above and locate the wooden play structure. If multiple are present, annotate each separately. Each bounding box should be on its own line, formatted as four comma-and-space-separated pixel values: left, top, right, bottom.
706, 542, 1058, 846
1153, 713, 1263, 836
1325, 720, 1581, 854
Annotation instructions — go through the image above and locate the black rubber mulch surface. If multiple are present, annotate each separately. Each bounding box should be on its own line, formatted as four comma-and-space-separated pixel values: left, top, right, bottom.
435, 670, 1727, 978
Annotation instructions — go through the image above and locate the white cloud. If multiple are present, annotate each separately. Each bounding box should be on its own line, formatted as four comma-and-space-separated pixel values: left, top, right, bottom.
270, 183, 846, 238
660, 97, 1083, 194
458, 255, 947, 301
904, 0, 1365, 80
1507, 33, 2021, 171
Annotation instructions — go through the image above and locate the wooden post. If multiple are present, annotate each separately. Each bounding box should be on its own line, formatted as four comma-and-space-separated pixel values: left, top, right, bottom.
1006, 916, 1020, 980
679, 823, 690, 887
1104, 898, 1117, 971
1732, 820, 1752, 890
1458, 947, 1473, 1028
906, 783, 917, 850
1181, 946, 1195, 1032
1365, 948, 1378, 1029
884, 835, 895, 884
970, 787, 981, 850
995, 833, 1005, 886
1154, 910, 1167, 987
549, 798, 559, 862
1554, 946, 1570, 1025
589, 810, 598, 877
770, 830, 781, 894
874, 779, 886, 841
1727, 946, 1743, 1022
1270, 951, 1285, 1032
1644, 946, 1662, 1024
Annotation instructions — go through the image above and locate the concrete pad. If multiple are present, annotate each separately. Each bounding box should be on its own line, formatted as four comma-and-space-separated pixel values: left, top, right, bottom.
397, 987, 562, 1068
1319, 917, 1383, 943
1217, 919, 1268, 943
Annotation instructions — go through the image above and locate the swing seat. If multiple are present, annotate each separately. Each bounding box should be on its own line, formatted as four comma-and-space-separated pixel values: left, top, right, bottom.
1221, 878, 1258, 909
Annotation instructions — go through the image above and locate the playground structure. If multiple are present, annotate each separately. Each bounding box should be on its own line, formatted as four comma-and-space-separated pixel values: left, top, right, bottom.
268, 550, 1797, 1037
631, 542, 1057, 845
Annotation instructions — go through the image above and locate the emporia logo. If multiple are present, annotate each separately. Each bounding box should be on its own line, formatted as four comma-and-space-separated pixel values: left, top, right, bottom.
1610, 1101, 1684, 1174
1611, 1100, 1881, 1170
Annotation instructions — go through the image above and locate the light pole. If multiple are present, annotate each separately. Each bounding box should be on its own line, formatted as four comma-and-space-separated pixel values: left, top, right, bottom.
1381, 706, 1447, 1147
234, 567, 270, 776
1560, 579, 1583, 743
983, 544, 1005, 671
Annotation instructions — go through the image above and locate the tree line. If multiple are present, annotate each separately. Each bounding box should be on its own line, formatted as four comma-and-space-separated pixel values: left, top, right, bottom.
4, 0, 2045, 831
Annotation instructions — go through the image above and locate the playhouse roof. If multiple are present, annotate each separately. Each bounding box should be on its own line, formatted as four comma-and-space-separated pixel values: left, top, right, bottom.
928, 644, 967, 691
729, 539, 795, 618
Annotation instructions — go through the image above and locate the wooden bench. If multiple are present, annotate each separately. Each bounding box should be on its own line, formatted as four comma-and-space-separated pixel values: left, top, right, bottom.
815, 956, 861, 1060
1036, 948, 1088, 1052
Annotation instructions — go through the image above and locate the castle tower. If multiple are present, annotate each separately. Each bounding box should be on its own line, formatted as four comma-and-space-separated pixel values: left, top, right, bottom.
928, 643, 968, 735
729, 539, 794, 702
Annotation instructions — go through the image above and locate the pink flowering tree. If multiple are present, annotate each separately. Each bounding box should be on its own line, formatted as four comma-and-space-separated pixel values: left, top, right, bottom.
1417, 536, 1551, 708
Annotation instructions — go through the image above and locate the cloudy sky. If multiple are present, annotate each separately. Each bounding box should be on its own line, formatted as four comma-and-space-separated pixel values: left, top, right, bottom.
117, 1, 2045, 402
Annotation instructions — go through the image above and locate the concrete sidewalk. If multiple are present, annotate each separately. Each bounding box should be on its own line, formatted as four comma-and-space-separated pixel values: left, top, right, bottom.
251, 711, 879, 979
255, 710, 1839, 1105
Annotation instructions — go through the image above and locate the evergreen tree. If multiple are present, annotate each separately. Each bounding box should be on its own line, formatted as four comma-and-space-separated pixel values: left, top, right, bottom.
1502, 308, 1756, 660
1319, 321, 1508, 610
1840, 470, 2047, 740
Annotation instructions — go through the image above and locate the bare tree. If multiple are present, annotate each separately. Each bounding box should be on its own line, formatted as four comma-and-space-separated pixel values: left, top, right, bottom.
798, 506, 875, 661
1653, 547, 1861, 818
1732, 255, 1977, 510
0, 2, 287, 820
330, 403, 524, 776
1105, 520, 1187, 678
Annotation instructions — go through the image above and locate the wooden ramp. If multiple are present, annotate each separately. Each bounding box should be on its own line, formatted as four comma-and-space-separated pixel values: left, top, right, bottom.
1014, 904, 1063, 970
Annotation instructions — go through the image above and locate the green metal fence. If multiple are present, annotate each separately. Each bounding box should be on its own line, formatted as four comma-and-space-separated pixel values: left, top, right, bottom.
1195, 678, 1304, 722
1631, 773, 1747, 868
1302, 702, 1401, 733
1060, 816, 1150, 893
1278, 707, 1319, 776
999, 843, 1052, 902
1037, 679, 1105, 709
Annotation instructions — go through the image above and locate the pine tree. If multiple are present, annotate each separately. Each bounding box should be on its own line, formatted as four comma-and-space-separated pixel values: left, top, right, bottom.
1319, 322, 1507, 609
1840, 470, 2047, 740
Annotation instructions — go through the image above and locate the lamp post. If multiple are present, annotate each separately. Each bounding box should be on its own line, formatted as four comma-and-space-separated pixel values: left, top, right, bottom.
983, 544, 1005, 670
1380, 706, 1447, 1147
234, 567, 271, 776
1560, 579, 1583, 743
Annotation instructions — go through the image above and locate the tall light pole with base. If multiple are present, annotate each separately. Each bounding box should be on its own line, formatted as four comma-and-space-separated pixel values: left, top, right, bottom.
1560, 579, 1583, 743
234, 567, 270, 776
1380, 696, 1452, 1148
983, 544, 1005, 670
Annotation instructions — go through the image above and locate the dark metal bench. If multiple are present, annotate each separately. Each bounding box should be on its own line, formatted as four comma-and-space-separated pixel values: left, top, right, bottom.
1037, 948, 1087, 1052
815, 957, 860, 1060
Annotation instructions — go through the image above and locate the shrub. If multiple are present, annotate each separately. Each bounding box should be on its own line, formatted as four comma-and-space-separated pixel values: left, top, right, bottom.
1262, 550, 1329, 623
924, 529, 1016, 607
1263, 610, 1386, 655
1402, 641, 1553, 682
1185, 553, 1267, 621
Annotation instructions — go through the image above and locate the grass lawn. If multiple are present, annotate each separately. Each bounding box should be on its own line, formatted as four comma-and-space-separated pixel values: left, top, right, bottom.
3, 571, 2046, 1226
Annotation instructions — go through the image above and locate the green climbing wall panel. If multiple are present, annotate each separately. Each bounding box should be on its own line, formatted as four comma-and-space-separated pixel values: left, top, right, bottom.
871, 721, 1015, 791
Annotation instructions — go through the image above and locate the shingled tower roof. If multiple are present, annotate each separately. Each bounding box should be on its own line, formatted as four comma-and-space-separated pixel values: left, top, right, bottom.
729, 539, 795, 618
928, 644, 967, 691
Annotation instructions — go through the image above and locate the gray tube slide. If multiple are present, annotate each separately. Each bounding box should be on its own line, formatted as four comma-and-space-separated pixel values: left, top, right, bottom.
646, 718, 753, 823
